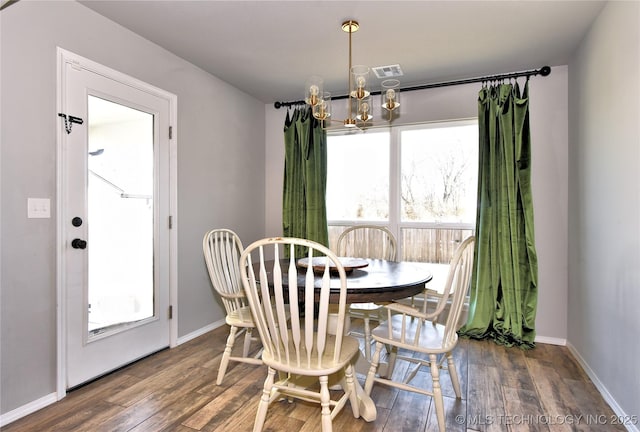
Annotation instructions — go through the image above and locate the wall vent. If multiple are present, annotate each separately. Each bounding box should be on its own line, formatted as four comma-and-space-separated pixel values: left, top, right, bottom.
372, 64, 404, 79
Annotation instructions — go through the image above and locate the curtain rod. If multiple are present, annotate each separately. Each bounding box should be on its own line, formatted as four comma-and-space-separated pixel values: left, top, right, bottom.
273, 65, 551, 109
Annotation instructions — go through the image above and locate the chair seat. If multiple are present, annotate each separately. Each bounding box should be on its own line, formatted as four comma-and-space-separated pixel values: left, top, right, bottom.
371, 314, 457, 355
262, 334, 361, 375
225, 305, 256, 327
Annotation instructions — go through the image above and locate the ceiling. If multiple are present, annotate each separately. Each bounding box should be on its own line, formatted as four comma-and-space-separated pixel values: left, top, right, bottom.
79, 0, 606, 105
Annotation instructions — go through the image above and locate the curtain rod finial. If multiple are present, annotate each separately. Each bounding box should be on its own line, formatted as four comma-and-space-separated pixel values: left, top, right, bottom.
540, 66, 551, 76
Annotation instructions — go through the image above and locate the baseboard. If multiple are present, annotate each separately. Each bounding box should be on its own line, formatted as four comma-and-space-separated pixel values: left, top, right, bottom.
567, 342, 639, 432
0, 392, 58, 427
534, 335, 567, 346
176, 318, 226, 346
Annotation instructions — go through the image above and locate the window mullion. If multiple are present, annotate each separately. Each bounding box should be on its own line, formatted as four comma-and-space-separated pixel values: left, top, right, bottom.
388, 127, 401, 259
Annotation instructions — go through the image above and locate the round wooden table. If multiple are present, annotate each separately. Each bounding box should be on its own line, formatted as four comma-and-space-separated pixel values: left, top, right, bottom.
263, 258, 433, 304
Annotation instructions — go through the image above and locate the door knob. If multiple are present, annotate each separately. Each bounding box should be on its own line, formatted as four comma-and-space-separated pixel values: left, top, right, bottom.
71, 238, 87, 249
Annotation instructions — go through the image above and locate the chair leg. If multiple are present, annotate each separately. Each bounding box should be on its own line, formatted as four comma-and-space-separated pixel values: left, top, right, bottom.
385, 344, 398, 379
319, 375, 333, 432
363, 315, 372, 362
446, 352, 462, 398
364, 342, 383, 395
243, 327, 253, 357
217, 325, 237, 385
253, 367, 276, 432
429, 353, 445, 432
343, 363, 360, 418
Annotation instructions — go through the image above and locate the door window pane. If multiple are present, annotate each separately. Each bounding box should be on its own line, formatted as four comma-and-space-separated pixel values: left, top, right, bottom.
327, 132, 390, 221
87, 96, 154, 335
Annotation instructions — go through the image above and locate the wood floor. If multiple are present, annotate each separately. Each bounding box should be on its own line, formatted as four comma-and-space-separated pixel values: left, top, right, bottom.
4, 324, 625, 432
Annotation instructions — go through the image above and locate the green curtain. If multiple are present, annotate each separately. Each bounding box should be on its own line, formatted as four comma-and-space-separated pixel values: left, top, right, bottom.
282, 106, 329, 257
459, 81, 539, 349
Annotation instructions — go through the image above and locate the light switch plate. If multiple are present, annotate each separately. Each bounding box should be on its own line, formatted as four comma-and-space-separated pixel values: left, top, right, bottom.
28, 198, 51, 218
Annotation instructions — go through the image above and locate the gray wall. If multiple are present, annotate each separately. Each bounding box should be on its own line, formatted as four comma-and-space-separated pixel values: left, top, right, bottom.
568, 0, 640, 418
266, 65, 569, 344
1, 1, 265, 414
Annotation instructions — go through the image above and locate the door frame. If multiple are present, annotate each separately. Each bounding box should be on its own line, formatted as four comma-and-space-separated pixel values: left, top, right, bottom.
55, 47, 178, 399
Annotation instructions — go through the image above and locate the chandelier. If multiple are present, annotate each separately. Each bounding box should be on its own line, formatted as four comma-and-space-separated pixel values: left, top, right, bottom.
304, 20, 401, 129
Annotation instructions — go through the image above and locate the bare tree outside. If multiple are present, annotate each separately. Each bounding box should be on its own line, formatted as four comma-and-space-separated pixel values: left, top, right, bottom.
401, 124, 477, 223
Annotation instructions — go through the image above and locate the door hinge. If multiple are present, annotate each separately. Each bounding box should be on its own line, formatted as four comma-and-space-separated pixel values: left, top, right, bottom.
168, 215, 173, 229
169, 305, 173, 319
169, 126, 173, 139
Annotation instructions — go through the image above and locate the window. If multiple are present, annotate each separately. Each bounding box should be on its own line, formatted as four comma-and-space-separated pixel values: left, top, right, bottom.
327, 119, 478, 263
400, 124, 478, 224
326, 132, 390, 221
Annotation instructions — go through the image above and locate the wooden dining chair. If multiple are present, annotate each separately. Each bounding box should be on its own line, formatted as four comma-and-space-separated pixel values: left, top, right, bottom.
396, 262, 455, 317
336, 225, 397, 361
363, 236, 475, 432
202, 229, 262, 385
239, 237, 362, 432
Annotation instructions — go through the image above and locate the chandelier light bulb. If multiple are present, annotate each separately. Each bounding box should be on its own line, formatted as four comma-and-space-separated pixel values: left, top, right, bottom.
385, 89, 396, 109
305, 76, 323, 107
360, 103, 370, 121
386, 88, 396, 101
381, 79, 401, 113
317, 101, 327, 119
313, 91, 331, 121
309, 85, 319, 106
357, 100, 372, 122
355, 75, 367, 99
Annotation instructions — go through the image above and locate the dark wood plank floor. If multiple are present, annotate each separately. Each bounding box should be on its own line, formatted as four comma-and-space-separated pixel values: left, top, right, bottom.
3, 324, 625, 432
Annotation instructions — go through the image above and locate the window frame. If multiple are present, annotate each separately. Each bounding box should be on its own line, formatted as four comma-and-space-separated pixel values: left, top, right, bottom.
327, 118, 478, 261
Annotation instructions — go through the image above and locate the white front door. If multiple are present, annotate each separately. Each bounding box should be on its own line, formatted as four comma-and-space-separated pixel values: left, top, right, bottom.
58, 49, 176, 389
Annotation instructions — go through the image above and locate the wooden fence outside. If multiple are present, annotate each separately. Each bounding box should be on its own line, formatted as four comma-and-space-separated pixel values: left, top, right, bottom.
329, 225, 474, 264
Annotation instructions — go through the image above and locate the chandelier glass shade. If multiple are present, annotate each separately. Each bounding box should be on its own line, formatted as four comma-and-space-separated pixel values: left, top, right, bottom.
312, 91, 331, 121
381, 79, 401, 113
305, 20, 400, 129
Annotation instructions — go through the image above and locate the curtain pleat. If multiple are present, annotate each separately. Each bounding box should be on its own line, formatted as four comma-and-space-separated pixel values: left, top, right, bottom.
282, 107, 329, 257
459, 82, 539, 348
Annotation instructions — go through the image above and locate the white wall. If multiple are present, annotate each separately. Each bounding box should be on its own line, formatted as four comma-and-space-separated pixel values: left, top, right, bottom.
1, 1, 265, 416
265, 66, 569, 343
568, 0, 640, 419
